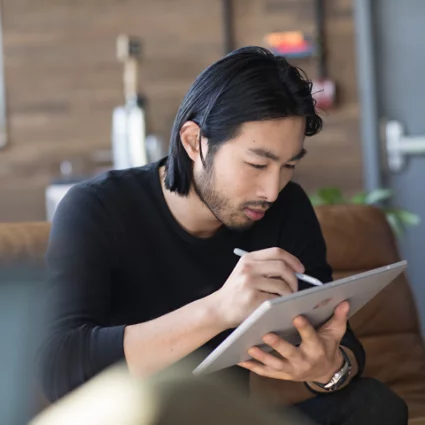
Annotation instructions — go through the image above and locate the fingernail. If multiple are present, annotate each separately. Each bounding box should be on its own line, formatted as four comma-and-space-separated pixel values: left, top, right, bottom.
340, 301, 350, 313
294, 316, 305, 327
263, 334, 277, 344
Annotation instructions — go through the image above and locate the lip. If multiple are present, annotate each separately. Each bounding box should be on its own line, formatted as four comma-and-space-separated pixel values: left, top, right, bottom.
244, 208, 266, 221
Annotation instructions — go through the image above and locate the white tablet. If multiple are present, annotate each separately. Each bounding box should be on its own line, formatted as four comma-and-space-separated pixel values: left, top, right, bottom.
193, 260, 407, 375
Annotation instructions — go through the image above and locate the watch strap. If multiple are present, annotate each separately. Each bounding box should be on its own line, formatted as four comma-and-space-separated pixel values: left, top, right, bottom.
311, 347, 352, 392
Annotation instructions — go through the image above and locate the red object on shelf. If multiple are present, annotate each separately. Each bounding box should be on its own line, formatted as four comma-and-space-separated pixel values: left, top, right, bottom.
312, 78, 336, 110
264, 31, 315, 58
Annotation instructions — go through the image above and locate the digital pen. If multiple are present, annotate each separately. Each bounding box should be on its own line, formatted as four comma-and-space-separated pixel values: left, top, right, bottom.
233, 248, 323, 287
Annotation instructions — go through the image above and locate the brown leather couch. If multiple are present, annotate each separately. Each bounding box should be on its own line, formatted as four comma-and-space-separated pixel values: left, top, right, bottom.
1, 205, 425, 423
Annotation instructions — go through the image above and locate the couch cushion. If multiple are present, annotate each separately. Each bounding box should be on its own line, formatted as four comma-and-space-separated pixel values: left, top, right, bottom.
0, 222, 50, 266
314, 205, 400, 271
361, 333, 425, 420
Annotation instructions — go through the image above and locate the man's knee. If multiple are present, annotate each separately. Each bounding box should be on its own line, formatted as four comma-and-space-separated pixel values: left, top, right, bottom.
348, 377, 408, 423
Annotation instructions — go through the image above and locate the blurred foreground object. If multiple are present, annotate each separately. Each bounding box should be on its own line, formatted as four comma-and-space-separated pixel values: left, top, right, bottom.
30, 362, 311, 425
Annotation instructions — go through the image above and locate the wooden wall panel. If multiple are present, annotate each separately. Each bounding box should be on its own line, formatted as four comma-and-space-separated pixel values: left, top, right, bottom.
0, 0, 363, 221
233, 0, 363, 195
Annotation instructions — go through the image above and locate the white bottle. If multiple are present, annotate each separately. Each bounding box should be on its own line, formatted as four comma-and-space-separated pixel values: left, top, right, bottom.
112, 35, 148, 170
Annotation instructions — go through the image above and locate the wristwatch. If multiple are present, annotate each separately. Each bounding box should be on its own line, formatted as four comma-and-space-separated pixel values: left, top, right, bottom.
312, 347, 352, 392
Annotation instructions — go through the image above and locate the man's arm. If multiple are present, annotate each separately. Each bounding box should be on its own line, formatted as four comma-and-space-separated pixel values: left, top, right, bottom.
123, 294, 225, 377
40, 184, 227, 401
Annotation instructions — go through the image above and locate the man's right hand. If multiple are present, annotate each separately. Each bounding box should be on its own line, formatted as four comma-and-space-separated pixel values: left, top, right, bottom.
212, 248, 305, 329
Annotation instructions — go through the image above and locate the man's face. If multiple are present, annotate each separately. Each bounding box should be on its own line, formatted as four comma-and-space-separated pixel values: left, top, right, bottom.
192, 117, 306, 231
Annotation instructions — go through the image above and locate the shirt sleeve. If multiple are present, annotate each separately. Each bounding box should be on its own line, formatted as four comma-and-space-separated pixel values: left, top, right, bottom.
38, 183, 126, 402
279, 183, 366, 379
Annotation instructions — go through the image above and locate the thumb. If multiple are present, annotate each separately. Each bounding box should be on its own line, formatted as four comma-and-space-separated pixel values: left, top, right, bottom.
319, 301, 350, 338
334, 300, 350, 320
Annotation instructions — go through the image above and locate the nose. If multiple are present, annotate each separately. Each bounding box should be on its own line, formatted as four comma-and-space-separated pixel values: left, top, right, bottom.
257, 169, 282, 203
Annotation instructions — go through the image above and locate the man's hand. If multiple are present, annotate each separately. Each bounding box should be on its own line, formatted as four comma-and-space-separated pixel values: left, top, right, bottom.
212, 248, 304, 329
238, 301, 350, 384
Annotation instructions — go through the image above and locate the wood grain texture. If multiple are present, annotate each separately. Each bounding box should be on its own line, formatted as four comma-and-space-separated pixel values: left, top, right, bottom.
0, 0, 363, 221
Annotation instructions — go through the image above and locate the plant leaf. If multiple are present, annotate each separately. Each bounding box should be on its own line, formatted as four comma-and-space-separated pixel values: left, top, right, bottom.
316, 187, 345, 205
364, 189, 393, 205
390, 208, 421, 226
350, 192, 368, 204
385, 212, 404, 237
309, 194, 325, 206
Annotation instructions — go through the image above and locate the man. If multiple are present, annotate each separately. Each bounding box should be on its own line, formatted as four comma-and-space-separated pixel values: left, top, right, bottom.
40, 46, 407, 424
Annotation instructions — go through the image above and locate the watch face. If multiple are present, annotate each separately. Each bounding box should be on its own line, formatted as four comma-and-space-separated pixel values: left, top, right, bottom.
331, 368, 352, 391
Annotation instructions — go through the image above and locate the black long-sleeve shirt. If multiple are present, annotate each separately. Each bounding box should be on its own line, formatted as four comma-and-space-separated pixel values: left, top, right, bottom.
39, 158, 365, 401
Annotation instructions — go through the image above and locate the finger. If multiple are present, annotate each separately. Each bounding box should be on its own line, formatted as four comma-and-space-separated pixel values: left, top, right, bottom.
320, 301, 350, 338
292, 315, 322, 348
249, 247, 304, 273
323, 301, 350, 328
247, 346, 291, 371
238, 360, 291, 379
256, 291, 281, 304
262, 333, 299, 360
252, 260, 298, 293
238, 360, 270, 376
254, 276, 294, 297
334, 301, 350, 319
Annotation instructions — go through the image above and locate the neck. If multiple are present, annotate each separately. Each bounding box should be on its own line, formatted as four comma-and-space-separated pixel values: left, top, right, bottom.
159, 166, 222, 238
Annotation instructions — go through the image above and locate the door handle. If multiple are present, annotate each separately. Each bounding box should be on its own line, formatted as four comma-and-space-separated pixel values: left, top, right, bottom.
385, 120, 425, 172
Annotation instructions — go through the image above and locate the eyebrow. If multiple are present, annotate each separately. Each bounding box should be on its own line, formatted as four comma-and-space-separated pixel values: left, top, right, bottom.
248, 147, 307, 162
289, 148, 307, 162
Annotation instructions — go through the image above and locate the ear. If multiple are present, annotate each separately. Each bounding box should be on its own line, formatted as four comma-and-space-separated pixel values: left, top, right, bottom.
180, 121, 205, 161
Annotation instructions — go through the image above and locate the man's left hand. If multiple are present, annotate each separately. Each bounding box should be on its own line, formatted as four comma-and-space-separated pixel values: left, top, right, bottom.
238, 301, 350, 384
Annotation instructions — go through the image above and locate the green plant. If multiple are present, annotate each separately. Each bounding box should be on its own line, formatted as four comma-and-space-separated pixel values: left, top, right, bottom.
309, 187, 420, 237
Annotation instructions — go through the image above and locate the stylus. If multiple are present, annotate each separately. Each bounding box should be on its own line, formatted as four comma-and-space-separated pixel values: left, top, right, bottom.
233, 248, 323, 286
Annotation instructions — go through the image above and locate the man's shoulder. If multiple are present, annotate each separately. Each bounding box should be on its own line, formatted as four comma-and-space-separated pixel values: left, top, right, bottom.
70, 162, 158, 200
276, 181, 311, 208
58, 162, 160, 222
81, 162, 157, 190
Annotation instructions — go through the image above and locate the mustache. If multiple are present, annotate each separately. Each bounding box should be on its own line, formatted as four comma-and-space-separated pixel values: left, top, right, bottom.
243, 201, 273, 210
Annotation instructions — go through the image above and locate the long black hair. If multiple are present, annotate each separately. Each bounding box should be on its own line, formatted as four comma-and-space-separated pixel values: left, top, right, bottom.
164, 46, 322, 195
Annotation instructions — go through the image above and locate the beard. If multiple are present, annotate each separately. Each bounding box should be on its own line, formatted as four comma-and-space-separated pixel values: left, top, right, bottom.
192, 157, 270, 231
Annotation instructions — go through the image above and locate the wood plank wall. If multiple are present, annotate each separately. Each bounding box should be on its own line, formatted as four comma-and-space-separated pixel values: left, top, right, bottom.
0, 0, 363, 221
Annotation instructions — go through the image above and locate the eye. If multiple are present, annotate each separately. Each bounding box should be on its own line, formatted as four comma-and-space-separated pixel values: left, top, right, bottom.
284, 164, 296, 169
247, 163, 267, 170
